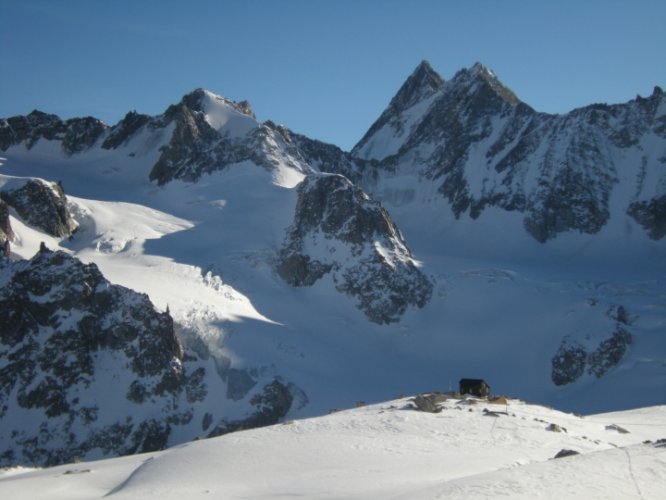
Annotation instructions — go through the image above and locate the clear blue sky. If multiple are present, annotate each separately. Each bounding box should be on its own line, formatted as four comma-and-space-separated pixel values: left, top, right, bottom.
1, 0, 665, 151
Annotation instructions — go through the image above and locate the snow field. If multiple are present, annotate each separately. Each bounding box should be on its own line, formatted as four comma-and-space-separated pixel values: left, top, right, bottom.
1, 398, 664, 499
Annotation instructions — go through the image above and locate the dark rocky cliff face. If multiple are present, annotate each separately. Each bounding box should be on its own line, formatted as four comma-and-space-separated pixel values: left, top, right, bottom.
0, 248, 188, 465
277, 173, 432, 324
0, 200, 12, 257
628, 195, 666, 240
0, 249, 295, 466
0, 111, 106, 154
0, 179, 78, 237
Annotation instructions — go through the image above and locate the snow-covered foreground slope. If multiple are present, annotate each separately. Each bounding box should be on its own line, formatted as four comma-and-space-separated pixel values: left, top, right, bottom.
1, 397, 665, 499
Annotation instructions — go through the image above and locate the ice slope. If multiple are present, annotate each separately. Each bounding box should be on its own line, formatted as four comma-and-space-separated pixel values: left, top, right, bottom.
1, 397, 665, 499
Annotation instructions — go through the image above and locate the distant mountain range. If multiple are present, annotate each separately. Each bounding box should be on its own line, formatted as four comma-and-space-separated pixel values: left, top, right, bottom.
1, 61, 664, 466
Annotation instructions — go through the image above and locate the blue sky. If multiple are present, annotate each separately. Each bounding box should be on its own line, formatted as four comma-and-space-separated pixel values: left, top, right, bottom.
1, 0, 665, 150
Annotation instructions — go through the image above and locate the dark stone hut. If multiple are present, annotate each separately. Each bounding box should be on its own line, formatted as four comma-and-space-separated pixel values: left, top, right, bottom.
459, 378, 490, 398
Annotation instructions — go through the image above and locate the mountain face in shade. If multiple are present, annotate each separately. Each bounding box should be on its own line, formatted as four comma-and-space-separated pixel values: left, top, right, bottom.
346, 62, 666, 243
353, 60, 445, 157
277, 173, 432, 324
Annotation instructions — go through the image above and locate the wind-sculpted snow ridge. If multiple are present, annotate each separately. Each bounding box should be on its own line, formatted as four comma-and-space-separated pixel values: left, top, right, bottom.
0, 248, 295, 467
348, 61, 666, 243
277, 173, 432, 323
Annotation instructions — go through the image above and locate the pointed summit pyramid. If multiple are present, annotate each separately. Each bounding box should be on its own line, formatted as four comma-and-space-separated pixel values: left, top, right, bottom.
449, 62, 521, 107
389, 60, 445, 112
352, 61, 444, 159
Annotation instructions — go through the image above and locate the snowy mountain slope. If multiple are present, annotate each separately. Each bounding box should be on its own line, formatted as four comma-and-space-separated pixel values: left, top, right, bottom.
1, 397, 665, 499
0, 89, 438, 465
0, 64, 665, 468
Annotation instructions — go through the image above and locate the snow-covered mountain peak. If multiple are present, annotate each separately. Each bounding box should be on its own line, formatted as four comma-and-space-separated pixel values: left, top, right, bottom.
168, 88, 258, 136
146, 88, 312, 185
351, 61, 444, 158
390, 60, 445, 111
351, 61, 523, 161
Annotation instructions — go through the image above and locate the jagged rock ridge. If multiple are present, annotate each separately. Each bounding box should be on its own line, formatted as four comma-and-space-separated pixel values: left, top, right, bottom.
0, 110, 106, 155
0, 90, 312, 187
346, 62, 666, 242
277, 173, 432, 324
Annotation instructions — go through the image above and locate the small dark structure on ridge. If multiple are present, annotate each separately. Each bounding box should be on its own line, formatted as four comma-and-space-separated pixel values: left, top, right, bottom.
459, 378, 490, 398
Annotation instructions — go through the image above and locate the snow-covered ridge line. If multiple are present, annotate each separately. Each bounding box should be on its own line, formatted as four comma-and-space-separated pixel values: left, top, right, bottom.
1, 396, 665, 499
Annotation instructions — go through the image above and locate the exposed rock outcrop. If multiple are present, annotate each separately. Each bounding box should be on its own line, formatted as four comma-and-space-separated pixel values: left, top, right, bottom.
628, 195, 666, 240
551, 339, 588, 386
551, 327, 633, 386
0, 179, 78, 237
588, 328, 633, 378
0, 199, 12, 256
277, 173, 432, 323
101, 111, 151, 150
207, 379, 293, 437
0, 249, 198, 466
0, 110, 106, 154
412, 393, 447, 413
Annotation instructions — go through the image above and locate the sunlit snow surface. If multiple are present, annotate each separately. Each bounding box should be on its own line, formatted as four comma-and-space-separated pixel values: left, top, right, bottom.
1, 398, 665, 499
